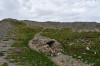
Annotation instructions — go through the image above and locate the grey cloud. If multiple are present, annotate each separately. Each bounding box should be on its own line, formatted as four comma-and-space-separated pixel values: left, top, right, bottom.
36, 9, 54, 16
2, 0, 19, 10
0, 0, 20, 19
0, 0, 100, 22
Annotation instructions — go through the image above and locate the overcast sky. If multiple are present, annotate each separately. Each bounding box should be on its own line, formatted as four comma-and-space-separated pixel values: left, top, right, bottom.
0, 0, 100, 22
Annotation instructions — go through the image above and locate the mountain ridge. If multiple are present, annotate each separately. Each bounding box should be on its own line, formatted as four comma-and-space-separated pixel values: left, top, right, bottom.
1, 18, 100, 28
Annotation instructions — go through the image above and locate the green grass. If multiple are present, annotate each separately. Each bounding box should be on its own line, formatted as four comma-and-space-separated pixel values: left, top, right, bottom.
0, 52, 4, 56
3, 39, 9, 41
2, 62, 8, 66
41, 28, 100, 66
6, 21, 57, 66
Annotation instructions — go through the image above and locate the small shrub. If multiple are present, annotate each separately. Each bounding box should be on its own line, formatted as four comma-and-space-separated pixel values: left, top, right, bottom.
0, 52, 4, 56
2, 62, 8, 66
3, 39, 9, 41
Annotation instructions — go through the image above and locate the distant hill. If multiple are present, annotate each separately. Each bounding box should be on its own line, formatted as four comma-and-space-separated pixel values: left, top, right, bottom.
1, 18, 100, 28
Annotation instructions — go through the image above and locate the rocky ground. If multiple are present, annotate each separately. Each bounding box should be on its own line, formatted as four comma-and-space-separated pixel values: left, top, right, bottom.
50, 53, 91, 66
29, 33, 92, 66
0, 22, 16, 66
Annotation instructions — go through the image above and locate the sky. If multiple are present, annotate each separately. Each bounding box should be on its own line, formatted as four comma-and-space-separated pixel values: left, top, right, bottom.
0, 0, 100, 22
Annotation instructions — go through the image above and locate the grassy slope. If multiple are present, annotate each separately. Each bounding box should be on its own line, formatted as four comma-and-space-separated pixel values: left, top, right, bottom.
41, 28, 100, 66
5, 20, 56, 66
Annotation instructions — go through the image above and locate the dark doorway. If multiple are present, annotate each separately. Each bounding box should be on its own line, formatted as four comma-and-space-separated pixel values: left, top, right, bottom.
47, 41, 55, 47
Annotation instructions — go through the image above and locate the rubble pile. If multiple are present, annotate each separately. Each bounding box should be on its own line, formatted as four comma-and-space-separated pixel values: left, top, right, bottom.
28, 34, 63, 54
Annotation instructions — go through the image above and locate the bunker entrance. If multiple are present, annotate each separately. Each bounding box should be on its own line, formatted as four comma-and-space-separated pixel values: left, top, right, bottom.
47, 41, 55, 47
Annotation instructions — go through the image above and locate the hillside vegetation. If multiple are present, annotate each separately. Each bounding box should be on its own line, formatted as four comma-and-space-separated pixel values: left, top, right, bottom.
1, 19, 56, 66
0, 18, 100, 66
41, 28, 100, 66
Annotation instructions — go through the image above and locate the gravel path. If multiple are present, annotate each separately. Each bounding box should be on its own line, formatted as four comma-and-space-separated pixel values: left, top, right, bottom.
50, 53, 91, 66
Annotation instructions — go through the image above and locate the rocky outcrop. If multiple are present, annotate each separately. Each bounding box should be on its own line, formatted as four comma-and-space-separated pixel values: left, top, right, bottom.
28, 34, 63, 54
